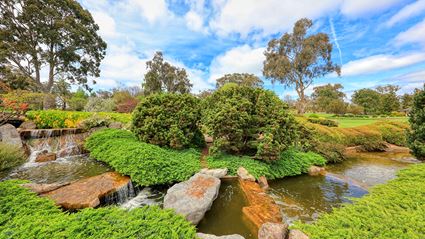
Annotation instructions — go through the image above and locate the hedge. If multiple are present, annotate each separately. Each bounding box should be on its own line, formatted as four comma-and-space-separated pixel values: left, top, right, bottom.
293, 163, 425, 239
0, 180, 197, 239
206, 149, 326, 179
26, 110, 131, 129
85, 129, 201, 186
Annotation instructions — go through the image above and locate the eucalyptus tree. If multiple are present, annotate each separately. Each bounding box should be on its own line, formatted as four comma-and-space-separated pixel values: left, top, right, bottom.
215, 73, 263, 88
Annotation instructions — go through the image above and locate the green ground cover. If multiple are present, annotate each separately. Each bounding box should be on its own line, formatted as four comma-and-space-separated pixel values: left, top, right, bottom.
303, 113, 408, 128
207, 149, 326, 179
0, 180, 197, 239
85, 129, 201, 186
293, 163, 425, 239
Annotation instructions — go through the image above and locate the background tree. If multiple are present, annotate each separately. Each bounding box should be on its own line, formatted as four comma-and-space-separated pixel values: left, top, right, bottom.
142, 52, 192, 94
376, 85, 400, 113
352, 88, 381, 115
68, 88, 88, 111
407, 85, 425, 160
311, 83, 346, 114
0, 65, 37, 91
215, 73, 263, 88
400, 93, 414, 111
52, 79, 71, 110
0, 0, 107, 93
263, 18, 340, 114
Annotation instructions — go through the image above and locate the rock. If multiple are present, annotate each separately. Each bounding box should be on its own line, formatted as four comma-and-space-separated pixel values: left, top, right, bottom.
163, 173, 220, 225
200, 168, 228, 178
258, 176, 269, 189
204, 135, 213, 143
0, 124, 23, 147
237, 167, 255, 181
56, 144, 84, 158
288, 230, 309, 239
258, 222, 288, 239
308, 166, 326, 176
108, 122, 123, 129
19, 121, 37, 129
22, 182, 71, 194
35, 152, 57, 162
42, 172, 130, 209
197, 233, 245, 239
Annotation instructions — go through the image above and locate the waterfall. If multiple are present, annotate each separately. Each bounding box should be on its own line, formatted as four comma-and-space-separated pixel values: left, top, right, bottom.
102, 181, 137, 205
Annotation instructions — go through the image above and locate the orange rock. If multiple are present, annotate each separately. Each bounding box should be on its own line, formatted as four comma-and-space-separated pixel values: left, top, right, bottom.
42, 172, 130, 209
35, 152, 57, 162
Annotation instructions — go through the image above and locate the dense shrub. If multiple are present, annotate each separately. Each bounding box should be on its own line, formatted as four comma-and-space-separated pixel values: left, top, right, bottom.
312, 141, 346, 163
0, 180, 197, 238
132, 93, 204, 149
1, 90, 46, 110
26, 110, 131, 129
85, 129, 201, 186
307, 117, 339, 127
202, 84, 298, 160
407, 86, 425, 161
293, 163, 425, 239
0, 143, 26, 171
84, 97, 116, 112
77, 115, 111, 130
207, 149, 326, 179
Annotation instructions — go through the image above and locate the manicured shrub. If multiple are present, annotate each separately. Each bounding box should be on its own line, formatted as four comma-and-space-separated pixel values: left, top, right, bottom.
84, 97, 116, 112
85, 129, 201, 186
0, 180, 197, 238
407, 85, 425, 161
203, 84, 298, 160
206, 149, 326, 179
307, 117, 339, 127
132, 93, 204, 149
293, 163, 425, 239
0, 143, 26, 171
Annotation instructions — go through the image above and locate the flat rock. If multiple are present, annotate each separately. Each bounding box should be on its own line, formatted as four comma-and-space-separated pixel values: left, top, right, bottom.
237, 167, 255, 181
35, 152, 57, 162
197, 233, 245, 239
22, 182, 71, 194
42, 172, 130, 209
288, 230, 309, 239
163, 173, 220, 225
307, 166, 326, 176
56, 144, 84, 158
258, 222, 288, 239
0, 124, 22, 147
200, 168, 228, 178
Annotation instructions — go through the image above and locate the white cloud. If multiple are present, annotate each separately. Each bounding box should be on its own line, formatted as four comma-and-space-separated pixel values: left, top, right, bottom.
208, 45, 265, 83
394, 18, 425, 46
185, 11, 206, 33
91, 11, 118, 39
342, 53, 425, 76
340, 0, 403, 18
129, 0, 173, 24
384, 69, 425, 93
386, 0, 425, 27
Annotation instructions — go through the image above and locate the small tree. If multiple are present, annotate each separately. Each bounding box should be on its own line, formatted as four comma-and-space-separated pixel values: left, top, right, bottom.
142, 52, 192, 95
263, 18, 340, 114
377, 85, 400, 114
407, 85, 425, 160
216, 73, 263, 88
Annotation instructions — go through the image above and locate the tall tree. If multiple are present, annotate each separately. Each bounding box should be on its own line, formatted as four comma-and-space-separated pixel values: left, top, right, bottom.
401, 93, 414, 111
263, 18, 340, 114
215, 73, 263, 88
312, 83, 346, 113
0, 0, 107, 93
352, 88, 381, 115
376, 85, 400, 113
142, 52, 192, 95
407, 84, 425, 161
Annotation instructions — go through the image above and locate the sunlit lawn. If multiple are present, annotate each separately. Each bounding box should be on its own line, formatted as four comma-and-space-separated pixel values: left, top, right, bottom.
303, 113, 408, 128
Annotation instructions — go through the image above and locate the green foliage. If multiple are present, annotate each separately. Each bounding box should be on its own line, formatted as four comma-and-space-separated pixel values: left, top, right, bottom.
0, 180, 197, 238
352, 88, 382, 115
132, 93, 204, 149
0, 143, 26, 171
26, 110, 131, 129
84, 97, 116, 112
352, 85, 401, 115
1, 90, 46, 110
203, 84, 298, 160
307, 117, 339, 127
407, 85, 425, 160
77, 115, 111, 130
207, 149, 326, 179
215, 73, 263, 88
85, 129, 201, 186
312, 84, 346, 114
293, 163, 425, 239
68, 88, 89, 111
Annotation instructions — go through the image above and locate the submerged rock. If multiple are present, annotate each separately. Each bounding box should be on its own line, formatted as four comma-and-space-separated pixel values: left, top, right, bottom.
287, 229, 309, 239
258, 222, 288, 239
163, 173, 220, 225
200, 168, 228, 178
237, 167, 255, 181
0, 124, 23, 147
197, 233, 245, 239
42, 172, 130, 209
307, 166, 326, 176
35, 152, 57, 162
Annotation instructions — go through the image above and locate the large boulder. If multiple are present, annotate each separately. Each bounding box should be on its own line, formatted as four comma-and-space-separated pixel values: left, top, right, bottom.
22, 182, 71, 194
200, 168, 228, 178
258, 222, 288, 239
197, 233, 245, 239
287, 230, 309, 239
307, 166, 326, 176
163, 173, 220, 225
19, 121, 37, 129
42, 172, 130, 209
0, 124, 22, 147
237, 167, 255, 181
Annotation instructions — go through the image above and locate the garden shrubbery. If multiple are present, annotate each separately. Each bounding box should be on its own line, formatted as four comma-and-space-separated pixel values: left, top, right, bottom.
0, 143, 26, 171
207, 149, 326, 179
202, 84, 298, 160
85, 129, 201, 186
407, 85, 425, 161
132, 93, 204, 149
0, 180, 197, 238
307, 117, 339, 127
293, 163, 425, 239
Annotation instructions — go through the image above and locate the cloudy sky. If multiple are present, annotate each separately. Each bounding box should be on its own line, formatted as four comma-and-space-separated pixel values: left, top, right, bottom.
78, 0, 425, 99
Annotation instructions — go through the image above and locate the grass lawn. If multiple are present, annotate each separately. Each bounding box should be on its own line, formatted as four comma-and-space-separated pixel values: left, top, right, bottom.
303, 113, 408, 128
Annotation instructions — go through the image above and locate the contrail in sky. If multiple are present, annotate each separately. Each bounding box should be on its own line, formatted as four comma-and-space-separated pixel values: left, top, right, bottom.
329, 17, 343, 66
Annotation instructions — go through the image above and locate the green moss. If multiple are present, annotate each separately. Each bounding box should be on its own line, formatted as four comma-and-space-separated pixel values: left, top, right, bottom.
293, 163, 425, 239
85, 129, 201, 186
0, 180, 197, 239
207, 149, 326, 179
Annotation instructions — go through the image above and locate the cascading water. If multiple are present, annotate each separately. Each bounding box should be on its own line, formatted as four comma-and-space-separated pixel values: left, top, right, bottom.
102, 181, 137, 205
121, 187, 165, 210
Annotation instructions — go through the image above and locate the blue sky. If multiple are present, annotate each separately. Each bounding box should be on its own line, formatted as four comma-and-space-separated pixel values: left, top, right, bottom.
77, 0, 425, 100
